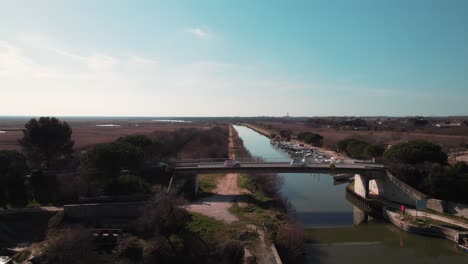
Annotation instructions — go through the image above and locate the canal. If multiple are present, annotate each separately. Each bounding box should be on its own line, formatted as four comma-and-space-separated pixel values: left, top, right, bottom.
233, 125, 467, 263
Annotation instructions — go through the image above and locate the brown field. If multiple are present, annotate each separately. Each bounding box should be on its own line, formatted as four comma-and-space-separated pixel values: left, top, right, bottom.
0, 118, 211, 152
255, 121, 468, 150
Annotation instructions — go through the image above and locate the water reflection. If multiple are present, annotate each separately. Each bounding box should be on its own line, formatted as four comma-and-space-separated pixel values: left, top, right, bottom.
233, 125, 468, 263
353, 206, 369, 225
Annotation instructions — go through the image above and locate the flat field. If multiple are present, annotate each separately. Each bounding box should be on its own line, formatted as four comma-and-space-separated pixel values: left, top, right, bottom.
0, 117, 210, 151
256, 121, 468, 150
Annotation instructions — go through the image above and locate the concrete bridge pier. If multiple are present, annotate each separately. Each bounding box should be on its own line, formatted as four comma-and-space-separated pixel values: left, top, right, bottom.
354, 173, 371, 199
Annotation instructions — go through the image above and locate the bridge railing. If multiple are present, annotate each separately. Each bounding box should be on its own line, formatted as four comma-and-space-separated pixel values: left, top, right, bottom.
173, 157, 291, 164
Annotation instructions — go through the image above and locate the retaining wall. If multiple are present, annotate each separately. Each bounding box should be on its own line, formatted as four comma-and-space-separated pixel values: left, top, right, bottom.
383, 208, 467, 243
368, 171, 427, 206
64, 202, 145, 220
427, 199, 468, 219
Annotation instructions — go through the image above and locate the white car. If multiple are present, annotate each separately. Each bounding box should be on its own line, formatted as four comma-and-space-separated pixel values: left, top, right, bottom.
290, 159, 307, 167
224, 159, 240, 167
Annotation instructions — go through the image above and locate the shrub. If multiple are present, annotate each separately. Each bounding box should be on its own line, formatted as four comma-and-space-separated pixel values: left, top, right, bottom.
81, 142, 144, 181
297, 132, 323, 147
215, 240, 244, 264
274, 222, 306, 264
44, 227, 93, 264
336, 139, 383, 159
106, 173, 151, 195
0, 150, 29, 208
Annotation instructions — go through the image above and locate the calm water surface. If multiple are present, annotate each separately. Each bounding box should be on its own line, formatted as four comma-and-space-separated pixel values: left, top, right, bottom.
233, 125, 467, 263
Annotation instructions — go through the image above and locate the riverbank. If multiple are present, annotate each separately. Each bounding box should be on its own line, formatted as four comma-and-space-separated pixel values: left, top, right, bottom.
243, 123, 353, 162
225, 125, 468, 262
384, 208, 468, 244
186, 125, 282, 264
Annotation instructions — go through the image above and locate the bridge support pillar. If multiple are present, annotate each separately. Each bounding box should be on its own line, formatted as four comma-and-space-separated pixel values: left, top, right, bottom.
354, 174, 370, 199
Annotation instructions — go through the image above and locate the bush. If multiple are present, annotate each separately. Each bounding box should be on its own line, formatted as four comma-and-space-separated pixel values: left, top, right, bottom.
44, 227, 93, 264
215, 240, 244, 264
274, 222, 305, 264
116, 236, 144, 262
383, 140, 447, 165
137, 187, 188, 238
81, 142, 144, 181
279, 130, 292, 141
248, 173, 284, 200
336, 139, 383, 159
0, 150, 29, 208
297, 132, 323, 147
117, 135, 153, 148
31, 170, 58, 204
106, 173, 151, 195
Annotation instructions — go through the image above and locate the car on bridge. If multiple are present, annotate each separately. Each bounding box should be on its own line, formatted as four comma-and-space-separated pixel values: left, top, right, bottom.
290, 158, 307, 167
224, 159, 240, 167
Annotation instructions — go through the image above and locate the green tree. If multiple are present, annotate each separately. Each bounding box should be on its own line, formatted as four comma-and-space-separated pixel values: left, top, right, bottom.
0, 150, 29, 208
106, 173, 151, 195
30, 170, 58, 204
19, 117, 74, 169
297, 132, 323, 147
383, 140, 447, 165
117, 135, 153, 148
279, 130, 292, 141
81, 142, 144, 184
337, 138, 384, 160
363, 145, 384, 159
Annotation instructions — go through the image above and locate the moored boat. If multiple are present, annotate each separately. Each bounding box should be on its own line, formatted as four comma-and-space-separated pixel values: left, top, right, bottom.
333, 174, 354, 181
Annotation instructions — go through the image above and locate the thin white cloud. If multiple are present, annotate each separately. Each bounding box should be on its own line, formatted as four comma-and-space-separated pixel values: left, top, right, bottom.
51, 48, 119, 71
186, 27, 209, 38
0, 38, 319, 116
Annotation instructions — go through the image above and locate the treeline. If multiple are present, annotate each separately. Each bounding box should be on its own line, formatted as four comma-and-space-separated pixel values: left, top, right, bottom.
335, 138, 468, 203
336, 138, 384, 160
296, 132, 323, 147
151, 126, 228, 160
383, 140, 468, 203
0, 117, 229, 208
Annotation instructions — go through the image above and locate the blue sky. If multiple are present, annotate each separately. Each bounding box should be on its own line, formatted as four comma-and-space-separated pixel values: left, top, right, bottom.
1, 0, 467, 116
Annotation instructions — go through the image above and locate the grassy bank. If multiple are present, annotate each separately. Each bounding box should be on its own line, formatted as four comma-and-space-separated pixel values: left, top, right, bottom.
197, 173, 225, 193
187, 212, 259, 252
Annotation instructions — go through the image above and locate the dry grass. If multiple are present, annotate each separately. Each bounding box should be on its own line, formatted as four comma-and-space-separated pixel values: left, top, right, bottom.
0, 118, 211, 152
258, 121, 468, 150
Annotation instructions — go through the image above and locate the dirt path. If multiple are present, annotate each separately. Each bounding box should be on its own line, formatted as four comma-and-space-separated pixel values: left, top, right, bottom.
184, 172, 244, 223
185, 125, 243, 222
185, 125, 279, 264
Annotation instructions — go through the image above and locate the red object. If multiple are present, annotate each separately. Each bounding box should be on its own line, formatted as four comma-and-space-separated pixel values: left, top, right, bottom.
401, 205, 406, 214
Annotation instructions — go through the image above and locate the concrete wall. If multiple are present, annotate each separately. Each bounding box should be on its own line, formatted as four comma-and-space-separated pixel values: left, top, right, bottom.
447, 201, 468, 219
369, 171, 427, 207
427, 199, 446, 213
427, 199, 468, 219
384, 208, 467, 243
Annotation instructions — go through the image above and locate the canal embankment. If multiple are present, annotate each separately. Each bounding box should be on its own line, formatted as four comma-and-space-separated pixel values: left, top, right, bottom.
384, 208, 468, 244
235, 124, 468, 262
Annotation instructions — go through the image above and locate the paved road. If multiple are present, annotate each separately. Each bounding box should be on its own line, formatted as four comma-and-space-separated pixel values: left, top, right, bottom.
174, 162, 385, 174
